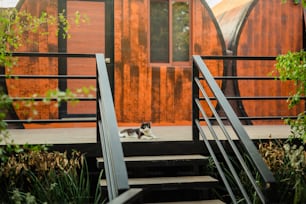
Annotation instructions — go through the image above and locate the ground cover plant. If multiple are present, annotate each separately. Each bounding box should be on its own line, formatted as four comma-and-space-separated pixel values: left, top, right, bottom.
0, 147, 103, 204
258, 139, 305, 204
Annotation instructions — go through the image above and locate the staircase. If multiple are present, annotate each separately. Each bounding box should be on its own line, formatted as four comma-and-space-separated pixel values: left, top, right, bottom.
97, 154, 225, 203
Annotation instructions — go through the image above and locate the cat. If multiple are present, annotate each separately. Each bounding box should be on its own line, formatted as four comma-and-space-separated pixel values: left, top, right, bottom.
119, 122, 157, 139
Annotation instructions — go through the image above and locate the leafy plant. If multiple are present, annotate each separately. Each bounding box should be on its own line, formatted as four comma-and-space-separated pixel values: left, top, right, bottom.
0, 149, 103, 203
259, 139, 306, 204
0, 7, 87, 65
274, 50, 306, 143
0, 90, 11, 140
281, 0, 306, 7
275, 51, 306, 108
0, 5, 89, 115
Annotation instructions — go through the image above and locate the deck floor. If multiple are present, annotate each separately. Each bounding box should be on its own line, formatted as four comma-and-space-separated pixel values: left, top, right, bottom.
3, 125, 291, 145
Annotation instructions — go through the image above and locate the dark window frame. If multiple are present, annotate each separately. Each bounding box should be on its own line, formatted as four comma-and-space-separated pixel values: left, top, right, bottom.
149, 0, 191, 66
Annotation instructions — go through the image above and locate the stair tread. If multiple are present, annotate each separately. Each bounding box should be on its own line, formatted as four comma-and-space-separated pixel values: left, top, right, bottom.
129, 176, 217, 185
125, 154, 207, 162
147, 199, 225, 204
97, 154, 207, 163
101, 175, 218, 187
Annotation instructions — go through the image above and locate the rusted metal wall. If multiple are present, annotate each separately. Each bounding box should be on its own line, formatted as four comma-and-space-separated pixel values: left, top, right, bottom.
6, 1, 104, 128
114, 0, 225, 125
6, 0, 303, 126
66, 1, 105, 116
234, 0, 304, 124
6, 0, 59, 125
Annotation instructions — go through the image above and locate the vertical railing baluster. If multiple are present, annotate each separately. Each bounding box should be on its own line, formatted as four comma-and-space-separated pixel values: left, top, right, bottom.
192, 59, 200, 141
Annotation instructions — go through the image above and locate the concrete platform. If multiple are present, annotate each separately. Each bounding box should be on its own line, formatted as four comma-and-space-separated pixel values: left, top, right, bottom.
2, 125, 291, 145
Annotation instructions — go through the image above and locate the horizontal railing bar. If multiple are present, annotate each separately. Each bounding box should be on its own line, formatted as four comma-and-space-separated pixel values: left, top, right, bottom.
212, 76, 278, 80
4, 119, 96, 123
0, 75, 96, 79
0, 74, 279, 80
11, 97, 96, 101
59, 114, 96, 118
10, 52, 96, 58
199, 116, 297, 121
199, 96, 299, 100
201, 55, 276, 60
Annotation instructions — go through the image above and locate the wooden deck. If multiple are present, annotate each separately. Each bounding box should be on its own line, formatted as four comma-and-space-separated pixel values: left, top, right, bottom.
3, 125, 291, 145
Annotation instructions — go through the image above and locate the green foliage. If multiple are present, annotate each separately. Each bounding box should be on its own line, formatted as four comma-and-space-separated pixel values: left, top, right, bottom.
285, 112, 306, 144
0, 90, 11, 132
0, 8, 56, 68
274, 50, 306, 143
0, 8, 87, 68
275, 51, 306, 108
0, 149, 103, 203
259, 140, 306, 204
281, 0, 306, 7
44, 85, 96, 105
0, 6, 89, 121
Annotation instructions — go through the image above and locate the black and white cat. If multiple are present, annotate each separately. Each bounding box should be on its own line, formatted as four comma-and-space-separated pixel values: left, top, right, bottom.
119, 122, 157, 139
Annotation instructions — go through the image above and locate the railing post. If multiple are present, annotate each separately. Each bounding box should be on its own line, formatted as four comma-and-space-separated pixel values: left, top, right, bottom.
192, 57, 200, 142
264, 182, 277, 204
96, 62, 101, 144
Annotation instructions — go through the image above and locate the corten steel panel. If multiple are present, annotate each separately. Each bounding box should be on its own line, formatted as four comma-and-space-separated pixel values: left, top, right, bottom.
5, 0, 59, 128
234, 0, 304, 124
67, 1, 105, 115
114, 0, 225, 125
5, 0, 106, 128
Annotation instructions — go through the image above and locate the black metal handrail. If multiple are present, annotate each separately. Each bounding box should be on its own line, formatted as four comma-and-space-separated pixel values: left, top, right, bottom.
192, 55, 276, 204
11, 52, 96, 58
96, 54, 129, 200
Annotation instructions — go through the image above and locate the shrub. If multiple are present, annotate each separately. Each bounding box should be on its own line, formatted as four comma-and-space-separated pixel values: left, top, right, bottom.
274, 50, 306, 143
0, 147, 103, 204
259, 139, 306, 204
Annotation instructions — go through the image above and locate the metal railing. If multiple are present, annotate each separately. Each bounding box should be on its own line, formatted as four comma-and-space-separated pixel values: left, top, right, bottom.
1, 52, 134, 202
96, 53, 129, 200
192, 55, 277, 204
2, 52, 97, 125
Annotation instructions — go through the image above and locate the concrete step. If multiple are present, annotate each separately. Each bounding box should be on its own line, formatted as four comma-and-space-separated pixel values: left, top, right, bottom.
100, 155, 220, 203
97, 154, 208, 169
147, 199, 225, 204
101, 175, 218, 190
